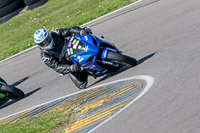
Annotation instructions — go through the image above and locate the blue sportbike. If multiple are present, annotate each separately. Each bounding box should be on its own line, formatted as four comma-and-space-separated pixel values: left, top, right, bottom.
65, 34, 137, 78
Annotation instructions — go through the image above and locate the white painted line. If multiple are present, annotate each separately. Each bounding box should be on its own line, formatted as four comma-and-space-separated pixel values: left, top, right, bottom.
0, 0, 143, 64
0, 46, 38, 64
0, 75, 154, 125
81, 0, 143, 27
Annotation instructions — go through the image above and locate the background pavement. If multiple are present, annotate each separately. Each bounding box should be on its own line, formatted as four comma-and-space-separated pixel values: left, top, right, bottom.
1, 0, 200, 132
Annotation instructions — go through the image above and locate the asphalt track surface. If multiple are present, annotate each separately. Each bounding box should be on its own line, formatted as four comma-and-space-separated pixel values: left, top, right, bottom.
0, 0, 200, 132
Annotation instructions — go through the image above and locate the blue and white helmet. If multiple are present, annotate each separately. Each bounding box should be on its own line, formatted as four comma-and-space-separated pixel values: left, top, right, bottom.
34, 29, 54, 50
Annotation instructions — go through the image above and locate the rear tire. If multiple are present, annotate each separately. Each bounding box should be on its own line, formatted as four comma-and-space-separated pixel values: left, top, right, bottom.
1, 85, 24, 100
106, 51, 137, 67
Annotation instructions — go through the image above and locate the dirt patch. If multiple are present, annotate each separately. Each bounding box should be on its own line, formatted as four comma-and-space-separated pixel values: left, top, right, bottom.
48, 107, 82, 133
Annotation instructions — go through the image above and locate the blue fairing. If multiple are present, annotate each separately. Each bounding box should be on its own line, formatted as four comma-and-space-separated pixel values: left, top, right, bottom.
68, 34, 120, 76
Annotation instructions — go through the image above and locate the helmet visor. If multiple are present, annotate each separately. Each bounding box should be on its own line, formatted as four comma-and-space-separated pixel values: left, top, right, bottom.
37, 35, 52, 48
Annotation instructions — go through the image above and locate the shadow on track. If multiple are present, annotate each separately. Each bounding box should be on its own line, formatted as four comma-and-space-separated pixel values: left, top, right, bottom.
87, 52, 156, 88
11, 77, 29, 87
25, 88, 41, 98
137, 52, 156, 65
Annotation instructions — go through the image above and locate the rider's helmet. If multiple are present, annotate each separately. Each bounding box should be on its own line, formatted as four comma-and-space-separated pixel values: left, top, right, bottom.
34, 29, 54, 50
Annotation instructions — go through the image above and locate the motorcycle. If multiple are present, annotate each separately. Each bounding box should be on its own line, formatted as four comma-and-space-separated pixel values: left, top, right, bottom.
65, 33, 137, 78
0, 78, 24, 106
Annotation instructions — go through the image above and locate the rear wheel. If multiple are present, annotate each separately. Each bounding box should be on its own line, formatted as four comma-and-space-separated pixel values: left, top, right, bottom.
1, 85, 24, 100
106, 51, 137, 67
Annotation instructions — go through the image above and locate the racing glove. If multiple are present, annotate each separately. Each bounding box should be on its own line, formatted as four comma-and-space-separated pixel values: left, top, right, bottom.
70, 64, 82, 72
80, 27, 93, 35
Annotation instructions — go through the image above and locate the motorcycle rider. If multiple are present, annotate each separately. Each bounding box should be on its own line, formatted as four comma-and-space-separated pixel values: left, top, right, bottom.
34, 26, 92, 89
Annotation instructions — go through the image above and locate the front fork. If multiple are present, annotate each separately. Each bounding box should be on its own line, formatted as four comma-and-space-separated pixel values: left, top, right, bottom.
99, 48, 119, 67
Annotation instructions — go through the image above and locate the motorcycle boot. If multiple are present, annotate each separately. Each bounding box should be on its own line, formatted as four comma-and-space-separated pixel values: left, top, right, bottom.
69, 70, 88, 89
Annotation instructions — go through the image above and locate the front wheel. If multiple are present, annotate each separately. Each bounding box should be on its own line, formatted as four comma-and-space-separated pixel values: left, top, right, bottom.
1, 84, 24, 100
106, 51, 137, 67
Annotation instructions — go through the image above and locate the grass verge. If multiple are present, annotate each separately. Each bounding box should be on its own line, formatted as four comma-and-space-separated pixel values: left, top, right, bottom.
0, 0, 136, 61
0, 106, 80, 133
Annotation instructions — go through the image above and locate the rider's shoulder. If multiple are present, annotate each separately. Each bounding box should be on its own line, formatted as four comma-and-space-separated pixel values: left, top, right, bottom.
51, 29, 60, 35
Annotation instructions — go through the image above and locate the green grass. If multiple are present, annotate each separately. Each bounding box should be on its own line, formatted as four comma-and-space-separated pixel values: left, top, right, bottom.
0, 0, 136, 61
0, 107, 77, 133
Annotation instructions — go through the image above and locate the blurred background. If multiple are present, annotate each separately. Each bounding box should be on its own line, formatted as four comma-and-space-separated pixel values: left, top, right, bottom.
0, 0, 48, 24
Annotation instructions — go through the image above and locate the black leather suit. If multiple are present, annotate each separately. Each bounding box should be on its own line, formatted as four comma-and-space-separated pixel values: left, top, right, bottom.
40, 27, 88, 89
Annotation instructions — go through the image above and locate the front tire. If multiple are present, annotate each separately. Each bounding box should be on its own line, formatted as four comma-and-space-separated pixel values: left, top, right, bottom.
106, 51, 137, 67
